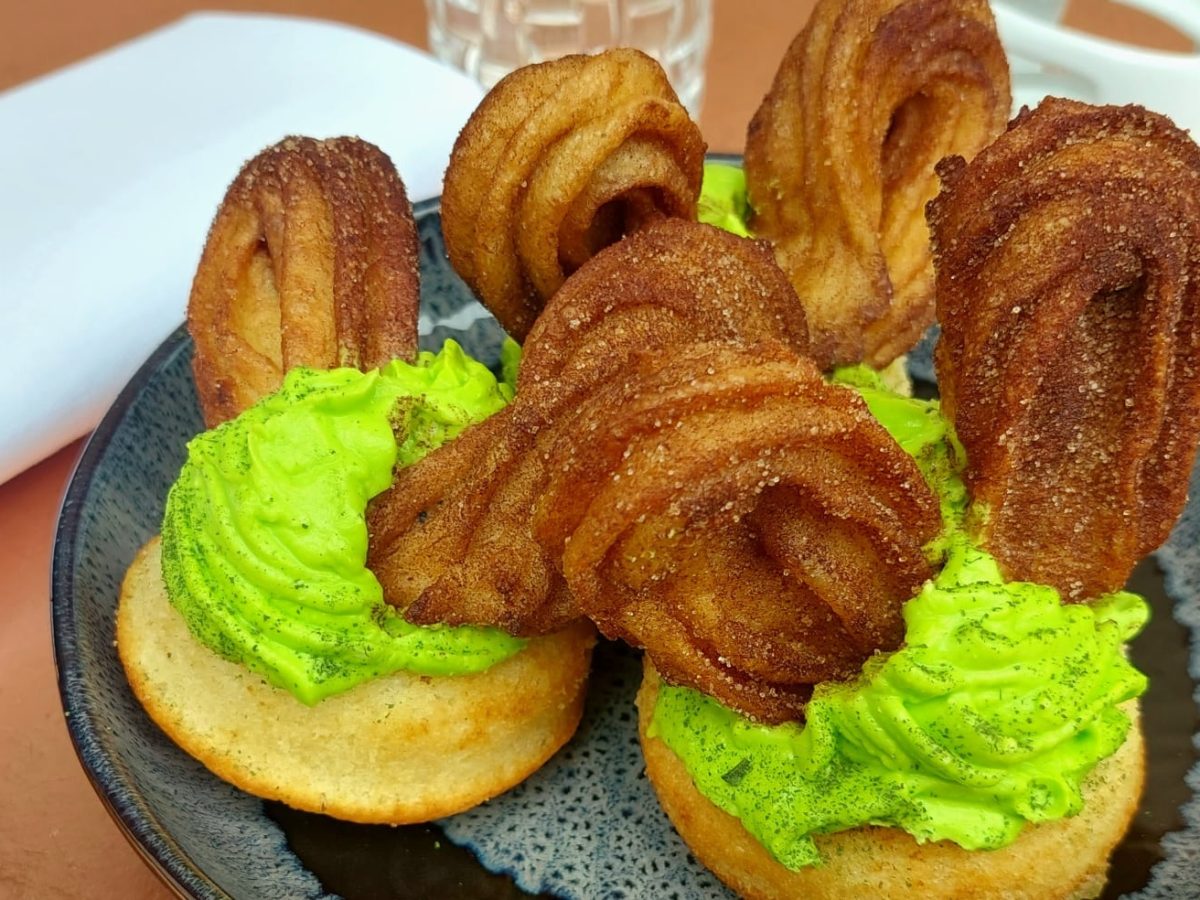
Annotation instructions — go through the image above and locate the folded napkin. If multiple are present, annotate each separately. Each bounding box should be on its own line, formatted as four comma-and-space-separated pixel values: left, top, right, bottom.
0, 12, 483, 485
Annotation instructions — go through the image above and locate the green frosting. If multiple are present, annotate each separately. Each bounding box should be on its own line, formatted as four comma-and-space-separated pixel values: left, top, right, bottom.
698, 162, 753, 237
648, 380, 1149, 869
160, 340, 525, 705
829, 362, 890, 393
831, 365, 967, 559
500, 336, 522, 394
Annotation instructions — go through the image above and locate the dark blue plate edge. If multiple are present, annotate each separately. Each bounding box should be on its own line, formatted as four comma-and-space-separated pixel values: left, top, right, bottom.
47, 193, 447, 900
50, 321, 222, 900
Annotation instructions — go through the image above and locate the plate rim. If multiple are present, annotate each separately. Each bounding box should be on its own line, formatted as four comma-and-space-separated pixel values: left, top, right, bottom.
51, 321, 216, 899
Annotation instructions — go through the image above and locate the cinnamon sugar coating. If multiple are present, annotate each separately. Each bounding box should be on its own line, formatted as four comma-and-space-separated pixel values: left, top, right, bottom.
440, 49, 705, 341
188, 136, 419, 426
930, 98, 1200, 599
745, 0, 1010, 369
368, 221, 807, 637
534, 342, 940, 723
369, 222, 941, 722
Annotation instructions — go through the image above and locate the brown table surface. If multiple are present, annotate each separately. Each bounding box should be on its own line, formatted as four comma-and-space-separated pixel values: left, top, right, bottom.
0, 1, 1189, 897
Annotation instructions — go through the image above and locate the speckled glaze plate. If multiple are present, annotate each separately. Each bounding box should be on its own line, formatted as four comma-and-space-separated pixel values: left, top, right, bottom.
52, 195, 1200, 899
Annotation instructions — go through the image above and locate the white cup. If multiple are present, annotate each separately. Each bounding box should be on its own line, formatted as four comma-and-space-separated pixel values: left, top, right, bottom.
993, 0, 1200, 137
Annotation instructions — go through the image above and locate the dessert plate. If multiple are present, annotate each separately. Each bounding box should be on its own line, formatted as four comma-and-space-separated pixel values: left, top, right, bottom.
52, 196, 1200, 899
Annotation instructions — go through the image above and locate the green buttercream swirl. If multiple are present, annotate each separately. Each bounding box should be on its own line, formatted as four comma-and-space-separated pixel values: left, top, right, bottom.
649, 379, 1149, 869
832, 365, 967, 561
698, 162, 753, 237
160, 340, 525, 705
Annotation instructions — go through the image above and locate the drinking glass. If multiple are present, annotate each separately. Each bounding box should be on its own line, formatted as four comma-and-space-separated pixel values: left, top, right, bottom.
424, 0, 712, 116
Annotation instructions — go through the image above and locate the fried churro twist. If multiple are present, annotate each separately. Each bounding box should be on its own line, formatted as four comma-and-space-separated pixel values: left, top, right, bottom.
367, 221, 807, 636
930, 99, 1200, 600
533, 341, 941, 723
370, 221, 941, 722
745, 0, 1010, 369
441, 49, 706, 341
189, 137, 419, 427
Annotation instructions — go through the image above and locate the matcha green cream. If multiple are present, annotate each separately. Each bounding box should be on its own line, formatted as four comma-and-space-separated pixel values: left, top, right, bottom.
160, 340, 525, 705
649, 377, 1149, 869
698, 162, 753, 237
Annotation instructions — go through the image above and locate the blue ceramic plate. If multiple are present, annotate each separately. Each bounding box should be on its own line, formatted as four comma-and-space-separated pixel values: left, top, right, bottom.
52, 196, 1200, 899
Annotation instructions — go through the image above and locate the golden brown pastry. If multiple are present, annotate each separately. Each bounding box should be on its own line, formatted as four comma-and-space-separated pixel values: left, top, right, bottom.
118, 538, 594, 824
534, 341, 940, 723
440, 49, 706, 341
638, 666, 1144, 900
188, 136, 419, 426
745, 0, 1010, 369
372, 219, 940, 723
367, 221, 809, 636
514, 218, 810, 393
930, 98, 1200, 600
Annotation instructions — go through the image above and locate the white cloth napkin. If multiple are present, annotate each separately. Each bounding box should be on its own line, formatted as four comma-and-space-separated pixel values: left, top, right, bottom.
0, 12, 484, 486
